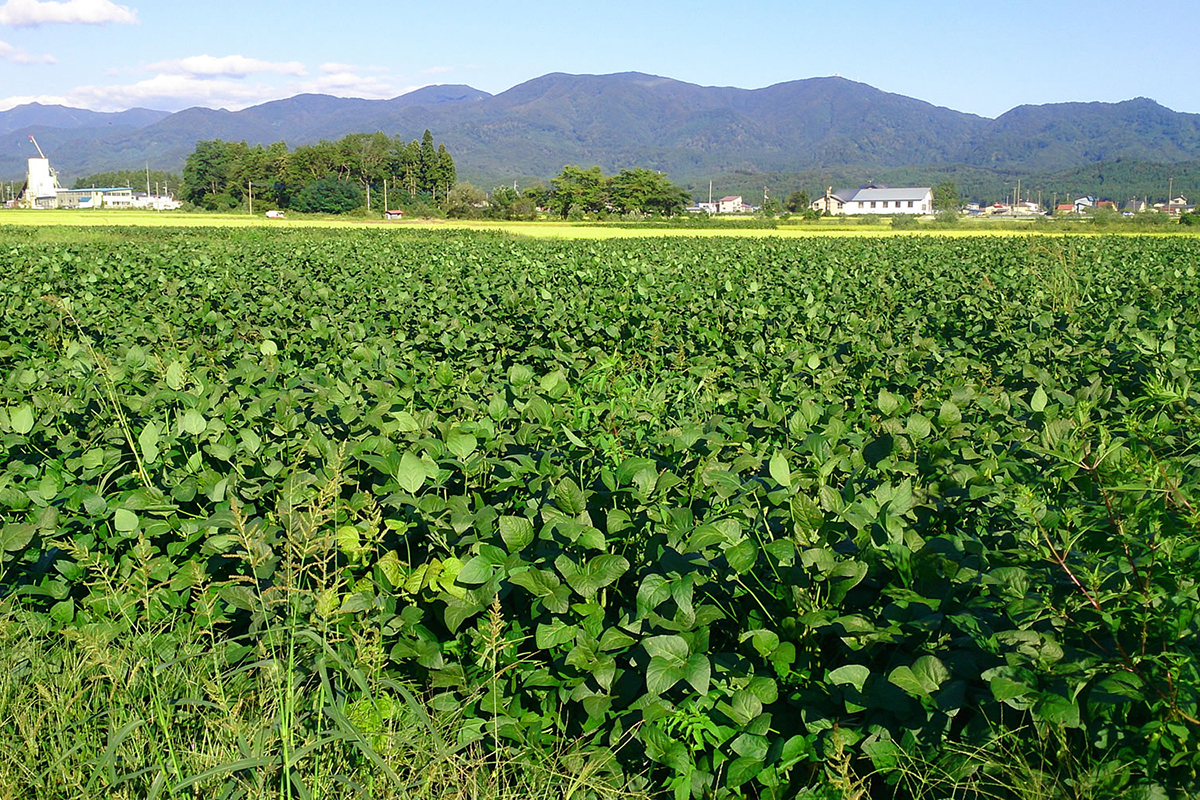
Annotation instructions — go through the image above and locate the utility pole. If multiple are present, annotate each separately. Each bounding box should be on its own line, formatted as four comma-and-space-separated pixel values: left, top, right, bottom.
383, 179, 388, 215
367, 182, 371, 211
248, 181, 253, 215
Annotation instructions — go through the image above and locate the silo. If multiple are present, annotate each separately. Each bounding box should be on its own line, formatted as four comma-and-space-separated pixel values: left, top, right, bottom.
25, 157, 59, 207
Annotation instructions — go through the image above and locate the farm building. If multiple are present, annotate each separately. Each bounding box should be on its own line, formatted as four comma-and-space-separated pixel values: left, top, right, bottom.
55, 187, 135, 209
812, 185, 932, 215
717, 195, 753, 214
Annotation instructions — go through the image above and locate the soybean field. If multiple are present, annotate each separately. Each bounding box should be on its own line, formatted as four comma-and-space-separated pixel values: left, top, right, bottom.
0, 227, 1197, 799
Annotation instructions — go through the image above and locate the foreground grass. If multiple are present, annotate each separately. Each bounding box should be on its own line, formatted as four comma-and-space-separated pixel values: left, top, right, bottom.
0, 611, 648, 800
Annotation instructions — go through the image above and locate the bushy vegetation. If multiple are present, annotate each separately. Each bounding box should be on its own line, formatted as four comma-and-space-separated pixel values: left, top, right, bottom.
550, 166, 691, 217
1, 228, 1197, 798
180, 130, 455, 213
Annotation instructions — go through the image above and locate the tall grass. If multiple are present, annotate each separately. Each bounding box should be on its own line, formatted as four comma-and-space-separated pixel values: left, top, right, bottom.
0, 448, 647, 800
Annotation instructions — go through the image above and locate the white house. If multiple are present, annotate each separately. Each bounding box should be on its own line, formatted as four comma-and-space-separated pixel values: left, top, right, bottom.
718, 195, 748, 214
812, 186, 933, 215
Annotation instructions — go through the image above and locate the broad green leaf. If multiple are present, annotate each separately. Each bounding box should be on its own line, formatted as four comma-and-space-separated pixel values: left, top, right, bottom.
391, 411, 420, 432
562, 554, 628, 597
241, 428, 262, 455
113, 508, 139, 532
768, 451, 791, 490
888, 666, 929, 698
1031, 386, 1048, 413
905, 414, 932, 439
730, 689, 764, 725
911, 655, 950, 692
10, 404, 33, 435
180, 409, 207, 436
165, 360, 186, 390
726, 539, 758, 574
138, 422, 160, 464
938, 400, 962, 426
645, 658, 683, 696
682, 653, 710, 694
259, 339, 278, 356
456, 555, 495, 585
395, 451, 426, 493
498, 515, 534, 552
336, 525, 362, 556
828, 664, 870, 692
990, 677, 1033, 704
555, 477, 586, 516
508, 567, 560, 597
1034, 694, 1080, 727
445, 431, 477, 460
741, 629, 780, 658
877, 390, 901, 416
644, 635, 689, 662
726, 757, 764, 788
377, 552, 405, 588
0, 523, 35, 553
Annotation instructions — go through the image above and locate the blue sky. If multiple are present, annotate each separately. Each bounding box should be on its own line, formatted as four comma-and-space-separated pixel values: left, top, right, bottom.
1, 0, 1197, 117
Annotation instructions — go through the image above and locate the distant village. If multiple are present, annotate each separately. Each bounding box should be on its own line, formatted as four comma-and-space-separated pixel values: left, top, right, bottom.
5, 135, 1195, 219
6, 136, 180, 211
689, 184, 1196, 218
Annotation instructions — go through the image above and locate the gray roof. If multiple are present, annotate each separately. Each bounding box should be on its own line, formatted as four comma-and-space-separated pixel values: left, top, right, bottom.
841, 187, 932, 202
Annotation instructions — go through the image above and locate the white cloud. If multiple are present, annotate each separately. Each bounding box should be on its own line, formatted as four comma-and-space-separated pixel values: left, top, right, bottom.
319, 62, 355, 74
0, 36, 54, 62
0, 74, 279, 112
11, 49, 54, 63
150, 54, 306, 78
0, 68, 404, 112
0, 92, 68, 109
0, 0, 137, 26
296, 70, 397, 98
421, 65, 454, 76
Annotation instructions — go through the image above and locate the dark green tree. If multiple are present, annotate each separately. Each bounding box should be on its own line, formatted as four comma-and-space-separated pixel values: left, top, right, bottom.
549, 165, 608, 217
933, 181, 961, 212
292, 177, 363, 214
435, 144, 456, 199
418, 130, 437, 195
181, 140, 235, 206
785, 190, 810, 213
608, 168, 689, 215
445, 182, 486, 218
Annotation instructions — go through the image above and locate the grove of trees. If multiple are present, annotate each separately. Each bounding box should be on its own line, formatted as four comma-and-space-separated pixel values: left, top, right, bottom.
180, 130, 455, 212
547, 165, 690, 217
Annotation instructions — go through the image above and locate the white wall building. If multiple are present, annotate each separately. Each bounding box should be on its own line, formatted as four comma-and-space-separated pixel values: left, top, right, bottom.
23, 157, 60, 208
813, 186, 933, 215
717, 195, 745, 214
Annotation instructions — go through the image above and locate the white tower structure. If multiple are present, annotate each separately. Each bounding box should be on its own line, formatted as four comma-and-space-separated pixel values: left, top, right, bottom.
22, 136, 61, 208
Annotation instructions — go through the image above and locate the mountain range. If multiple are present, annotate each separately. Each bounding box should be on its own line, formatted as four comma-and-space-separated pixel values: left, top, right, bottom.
3, 72, 1199, 201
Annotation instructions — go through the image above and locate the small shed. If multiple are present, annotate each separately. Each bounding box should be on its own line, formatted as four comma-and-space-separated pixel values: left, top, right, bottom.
384, 210, 404, 220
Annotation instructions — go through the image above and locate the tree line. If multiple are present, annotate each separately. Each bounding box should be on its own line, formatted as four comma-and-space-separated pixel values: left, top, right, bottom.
443, 166, 693, 220
180, 130, 455, 213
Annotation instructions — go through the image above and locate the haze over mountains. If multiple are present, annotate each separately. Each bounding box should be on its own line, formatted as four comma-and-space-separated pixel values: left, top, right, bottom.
3, 71, 1200, 200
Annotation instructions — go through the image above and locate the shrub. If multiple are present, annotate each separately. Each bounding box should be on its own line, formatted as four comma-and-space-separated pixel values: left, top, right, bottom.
292, 178, 364, 214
